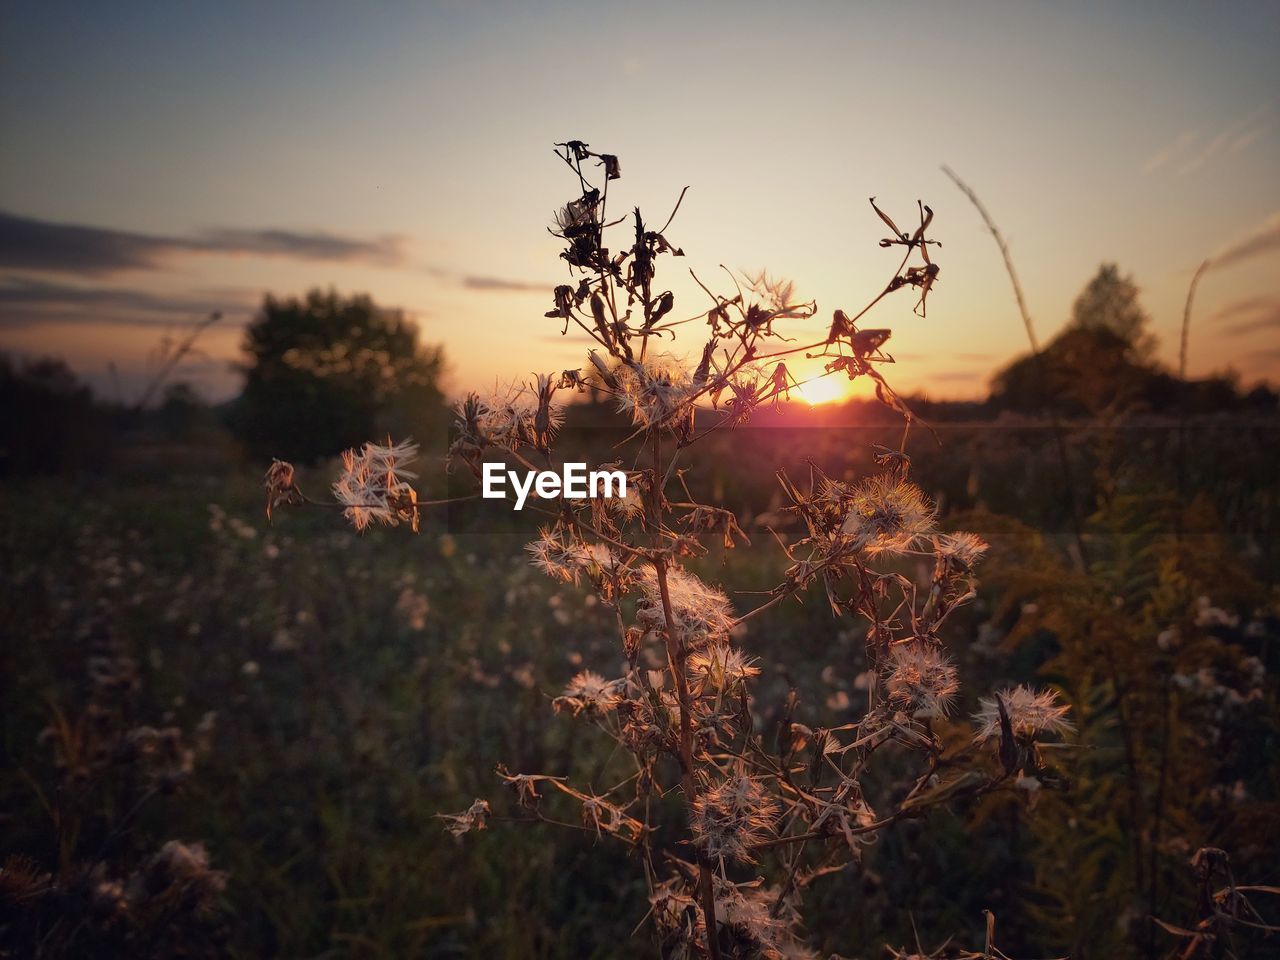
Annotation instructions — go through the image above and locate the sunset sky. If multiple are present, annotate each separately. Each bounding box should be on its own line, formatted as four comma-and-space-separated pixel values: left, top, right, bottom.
2, 1, 1277, 404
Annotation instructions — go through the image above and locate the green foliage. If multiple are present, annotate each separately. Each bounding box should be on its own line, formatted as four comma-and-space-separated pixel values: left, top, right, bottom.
963, 489, 1279, 957
2, 411, 1277, 957
231, 289, 446, 463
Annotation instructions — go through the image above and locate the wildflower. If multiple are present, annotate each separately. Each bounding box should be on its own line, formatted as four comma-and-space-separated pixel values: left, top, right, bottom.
691, 771, 779, 863
932, 531, 988, 569
884, 642, 959, 717
973, 685, 1073, 741
525, 528, 589, 584
554, 670, 622, 716
438, 798, 491, 837
714, 880, 813, 958
839, 474, 936, 555
396, 587, 429, 631
530, 373, 562, 452
609, 483, 646, 520
687, 644, 760, 690
636, 565, 735, 647
137, 841, 226, 914
579, 795, 643, 840
332, 439, 421, 532
611, 355, 695, 430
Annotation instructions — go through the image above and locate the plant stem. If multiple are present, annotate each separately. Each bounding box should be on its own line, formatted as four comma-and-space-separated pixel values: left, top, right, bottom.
649, 429, 721, 960
942, 165, 1090, 571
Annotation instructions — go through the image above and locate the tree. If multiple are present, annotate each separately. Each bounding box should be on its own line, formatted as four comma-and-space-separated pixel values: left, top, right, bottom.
991, 264, 1160, 415
0, 354, 110, 475
232, 289, 445, 463
1068, 262, 1155, 360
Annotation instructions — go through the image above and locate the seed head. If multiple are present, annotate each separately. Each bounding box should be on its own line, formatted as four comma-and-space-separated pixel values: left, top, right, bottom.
636, 565, 735, 647
839, 474, 936, 555
554, 670, 623, 716
974, 685, 1073, 741
885, 641, 959, 717
332, 439, 421, 532
691, 772, 779, 864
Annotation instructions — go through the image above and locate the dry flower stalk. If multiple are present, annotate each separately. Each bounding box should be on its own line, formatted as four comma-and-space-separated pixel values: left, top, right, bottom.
278, 142, 1075, 959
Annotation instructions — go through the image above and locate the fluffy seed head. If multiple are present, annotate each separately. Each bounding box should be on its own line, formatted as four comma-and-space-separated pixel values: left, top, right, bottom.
612, 355, 695, 429
839, 474, 936, 555
554, 670, 622, 716
691, 772, 779, 864
933, 531, 989, 569
332, 439, 420, 532
636, 565, 735, 647
885, 641, 959, 717
974, 685, 1074, 741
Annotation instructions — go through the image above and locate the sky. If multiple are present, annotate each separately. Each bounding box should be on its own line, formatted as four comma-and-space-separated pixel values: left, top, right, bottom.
1, 0, 1278, 405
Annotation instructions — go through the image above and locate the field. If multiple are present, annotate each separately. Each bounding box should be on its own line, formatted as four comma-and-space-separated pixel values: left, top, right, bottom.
3, 402, 1277, 959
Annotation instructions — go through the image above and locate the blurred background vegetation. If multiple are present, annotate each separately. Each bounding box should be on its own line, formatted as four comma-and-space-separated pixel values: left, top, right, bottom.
1, 270, 1277, 958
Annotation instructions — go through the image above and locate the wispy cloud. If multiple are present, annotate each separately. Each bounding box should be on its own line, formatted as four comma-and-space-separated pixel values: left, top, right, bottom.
460, 275, 550, 293
421, 265, 550, 294
1143, 129, 1199, 174
1210, 211, 1280, 272
0, 276, 256, 328
1143, 107, 1270, 177
0, 210, 405, 276
1210, 295, 1280, 338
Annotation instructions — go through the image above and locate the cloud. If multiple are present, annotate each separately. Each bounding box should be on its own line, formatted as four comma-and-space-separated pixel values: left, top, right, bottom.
1210, 295, 1280, 338
460, 275, 550, 293
420, 264, 551, 294
1143, 129, 1198, 174
1143, 107, 1270, 177
0, 210, 404, 275
196, 228, 403, 265
0, 276, 256, 328
1210, 212, 1280, 272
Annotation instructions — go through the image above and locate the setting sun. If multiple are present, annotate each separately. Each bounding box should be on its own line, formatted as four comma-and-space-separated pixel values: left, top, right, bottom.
792, 375, 848, 406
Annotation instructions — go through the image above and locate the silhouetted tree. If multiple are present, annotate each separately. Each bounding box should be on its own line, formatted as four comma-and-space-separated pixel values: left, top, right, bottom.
1068, 262, 1155, 359
0, 354, 111, 475
232, 289, 445, 462
991, 264, 1161, 415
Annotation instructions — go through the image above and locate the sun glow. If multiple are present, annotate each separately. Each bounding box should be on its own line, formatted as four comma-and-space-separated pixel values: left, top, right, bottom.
792, 376, 847, 406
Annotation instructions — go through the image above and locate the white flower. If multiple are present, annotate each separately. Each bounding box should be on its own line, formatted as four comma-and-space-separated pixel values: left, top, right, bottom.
933, 531, 988, 568
554, 670, 623, 716
973, 685, 1073, 741
884, 641, 958, 716
636, 565, 735, 647
525, 530, 620, 585
838, 474, 936, 555
332, 439, 420, 532
687, 644, 760, 689
611, 355, 695, 429
691, 772, 779, 863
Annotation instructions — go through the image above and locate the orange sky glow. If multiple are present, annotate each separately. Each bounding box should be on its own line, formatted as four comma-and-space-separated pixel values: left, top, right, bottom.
2, 2, 1277, 406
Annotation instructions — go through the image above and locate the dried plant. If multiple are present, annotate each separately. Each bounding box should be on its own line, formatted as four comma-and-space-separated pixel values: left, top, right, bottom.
0, 625, 227, 958
271, 142, 1074, 958
1151, 848, 1279, 959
